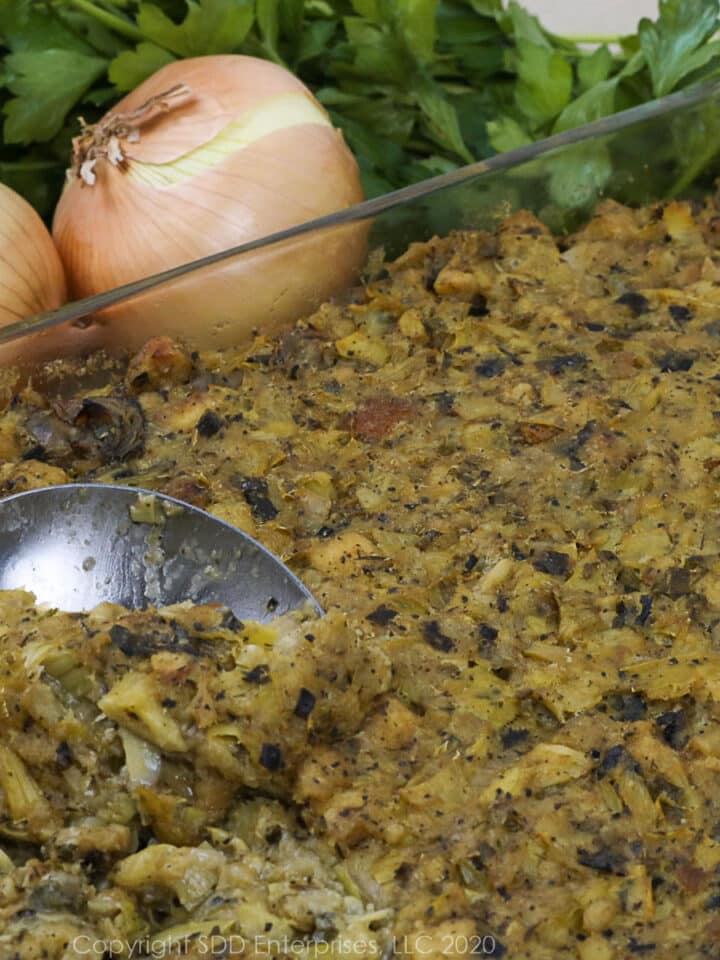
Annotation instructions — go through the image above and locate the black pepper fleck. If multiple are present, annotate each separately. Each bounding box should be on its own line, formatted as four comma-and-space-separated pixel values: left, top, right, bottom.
636, 594, 653, 626
656, 709, 688, 749
259, 743, 285, 771
423, 619, 454, 652
294, 688, 316, 719
468, 293, 489, 317
243, 664, 271, 685
196, 410, 224, 437
540, 353, 588, 375
478, 623, 498, 643
475, 357, 506, 378
598, 744, 625, 775
434, 391, 455, 414
532, 550, 571, 577
366, 605, 398, 626
238, 477, 279, 522
627, 938, 656, 955
264, 825, 283, 844
609, 692, 647, 722
500, 727, 529, 749
656, 351, 694, 372
486, 938, 506, 958
55, 741, 73, 769
616, 291, 650, 315
577, 846, 627, 874
669, 304, 693, 323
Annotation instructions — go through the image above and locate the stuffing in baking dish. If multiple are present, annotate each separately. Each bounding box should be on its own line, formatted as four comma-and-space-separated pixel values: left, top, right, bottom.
3, 196, 720, 958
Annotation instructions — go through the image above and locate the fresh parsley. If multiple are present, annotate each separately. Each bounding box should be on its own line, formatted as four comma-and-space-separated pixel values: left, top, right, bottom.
639, 0, 720, 98
2, 0, 720, 219
4, 49, 108, 143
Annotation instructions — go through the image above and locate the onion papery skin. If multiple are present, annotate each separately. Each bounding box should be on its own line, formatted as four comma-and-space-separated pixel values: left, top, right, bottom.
52, 55, 368, 354
0, 182, 99, 370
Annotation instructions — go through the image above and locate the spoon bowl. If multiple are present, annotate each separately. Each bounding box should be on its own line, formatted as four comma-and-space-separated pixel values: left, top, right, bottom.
0, 483, 320, 620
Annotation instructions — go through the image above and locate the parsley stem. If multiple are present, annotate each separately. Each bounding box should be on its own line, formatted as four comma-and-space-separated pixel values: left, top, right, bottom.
60, 0, 144, 41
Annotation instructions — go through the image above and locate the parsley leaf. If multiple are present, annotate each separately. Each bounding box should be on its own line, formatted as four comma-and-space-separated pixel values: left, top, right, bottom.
414, 79, 473, 162
639, 0, 720, 97
256, 0, 280, 60
467, 0, 502, 14
3, 49, 107, 143
502, 1, 552, 49
514, 40, 573, 128
109, 42, 175, 92
486, 115, 531, 153
395, 0, 438, 65
0, 0, 95, 54
554, 77, 618, 133
549, 142, 612, 210
340, 17, 410, 85
296, 19, 336, 64
351, 0, 382, 20
578, 45, 614, 91
136, 0, 254, 57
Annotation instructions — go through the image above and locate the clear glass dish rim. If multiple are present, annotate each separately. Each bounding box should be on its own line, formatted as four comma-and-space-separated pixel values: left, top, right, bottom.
4, 77, 720, 346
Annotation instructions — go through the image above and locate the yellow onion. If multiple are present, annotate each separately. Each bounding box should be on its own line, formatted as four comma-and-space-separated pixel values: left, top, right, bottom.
53, 55, 368, 354
0, 183, 99, 369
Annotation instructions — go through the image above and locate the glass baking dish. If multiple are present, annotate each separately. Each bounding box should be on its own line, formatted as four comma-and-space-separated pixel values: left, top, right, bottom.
4, 71, 720, 960
3, 77, 720, 350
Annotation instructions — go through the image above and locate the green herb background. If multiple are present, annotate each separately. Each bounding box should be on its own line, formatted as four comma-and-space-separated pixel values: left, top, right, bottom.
2, 0, 720, 221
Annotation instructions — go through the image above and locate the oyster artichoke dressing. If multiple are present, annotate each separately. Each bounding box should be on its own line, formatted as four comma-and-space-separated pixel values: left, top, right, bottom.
2, 196, 720, 958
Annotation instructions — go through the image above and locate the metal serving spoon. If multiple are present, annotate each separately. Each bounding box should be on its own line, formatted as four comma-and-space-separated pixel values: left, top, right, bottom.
0, 483, 321, 620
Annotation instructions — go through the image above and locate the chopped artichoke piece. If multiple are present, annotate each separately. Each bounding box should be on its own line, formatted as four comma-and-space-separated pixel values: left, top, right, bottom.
99, 672, 187, 752
113, 844, 224, 911
0, 744, 51, 826
22, 639, 77, 676
334, 330, 390, 366
135, 786, 207, 846
614, 767, 657, 832
53, 823, 133, 857
481, 743, 592, 805
119, 728, 163, 788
